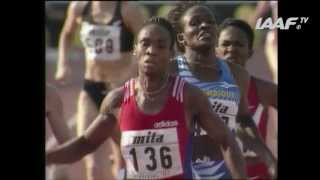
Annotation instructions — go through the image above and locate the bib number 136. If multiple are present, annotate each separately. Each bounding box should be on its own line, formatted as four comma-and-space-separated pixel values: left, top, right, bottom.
129, 146, 172, 172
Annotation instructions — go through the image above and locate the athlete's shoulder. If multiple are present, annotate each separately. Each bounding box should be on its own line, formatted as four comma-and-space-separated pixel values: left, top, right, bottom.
252, 76, 277, 91
252, 76, 277, 108
226, 61, 250, 80
100, 86, 125, 114
68, 1, 88, 18
226, 61, 250, 87
183, 78, 207, 105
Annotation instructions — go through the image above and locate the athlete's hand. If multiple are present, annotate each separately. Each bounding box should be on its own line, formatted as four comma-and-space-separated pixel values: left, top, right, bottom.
55, 63, 72, 85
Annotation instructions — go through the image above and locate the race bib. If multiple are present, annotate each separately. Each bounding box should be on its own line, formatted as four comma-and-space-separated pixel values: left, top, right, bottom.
194, 99, 238, 136
81, 22, 121, 60
121, 128, 183, 179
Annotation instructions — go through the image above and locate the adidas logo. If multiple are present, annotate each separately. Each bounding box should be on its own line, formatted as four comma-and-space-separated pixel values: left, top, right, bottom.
154, 120, 178, 128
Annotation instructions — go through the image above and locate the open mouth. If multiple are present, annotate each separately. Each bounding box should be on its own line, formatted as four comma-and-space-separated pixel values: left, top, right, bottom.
224, 55, 238, 63
198, 32, 212, 40
144, 62, 156, 66
144, 59, 156, 67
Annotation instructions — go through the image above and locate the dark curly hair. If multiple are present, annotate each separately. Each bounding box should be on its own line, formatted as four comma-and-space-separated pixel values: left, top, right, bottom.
219, 18, 254, 50
140, 16, 176, 50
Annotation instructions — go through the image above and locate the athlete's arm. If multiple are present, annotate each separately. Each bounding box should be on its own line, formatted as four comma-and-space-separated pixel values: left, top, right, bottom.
185, 83, 247, 179
232, 65, 277, 178
249, 1, 271, 27
46, 84, 71, 144
122, 1, 148, 36
46, 87, 124, 165
55, 2, 86, 83
254, 77, 278, 109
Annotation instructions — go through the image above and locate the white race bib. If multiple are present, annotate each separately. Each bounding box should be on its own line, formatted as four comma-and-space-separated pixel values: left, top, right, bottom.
194, 99, 238, 136
121, 128, 183, 179
80, 22, 121, 61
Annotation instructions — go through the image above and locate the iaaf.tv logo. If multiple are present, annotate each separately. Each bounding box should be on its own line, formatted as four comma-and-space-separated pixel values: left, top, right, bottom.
256, 17, 309, 30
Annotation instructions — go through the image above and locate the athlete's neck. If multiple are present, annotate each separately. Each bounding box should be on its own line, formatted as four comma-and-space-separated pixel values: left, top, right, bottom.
184, 48, 218, 66
138, 73, 169, 94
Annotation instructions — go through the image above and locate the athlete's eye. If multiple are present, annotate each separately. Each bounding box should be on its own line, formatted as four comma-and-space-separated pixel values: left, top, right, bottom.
140, 40, 150, 48
190, 19, 199, 26
221, 41, 231, 47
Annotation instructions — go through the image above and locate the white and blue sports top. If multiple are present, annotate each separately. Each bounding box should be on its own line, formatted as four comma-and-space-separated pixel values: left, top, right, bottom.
176, 55, 241, 134
176, 55, 242, 179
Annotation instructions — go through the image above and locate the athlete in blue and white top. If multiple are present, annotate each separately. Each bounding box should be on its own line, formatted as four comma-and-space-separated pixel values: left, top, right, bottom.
176, 55, 240, 134
176, 55, 242, 179
168, 2, 276, 179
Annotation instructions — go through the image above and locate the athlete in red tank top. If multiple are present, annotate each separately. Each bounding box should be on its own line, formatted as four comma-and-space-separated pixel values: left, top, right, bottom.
246, 78, 271, 179
217, 18, 278, 179
46, 17, 248, 180
248, 78, 268, 141
119, 76, 193, 179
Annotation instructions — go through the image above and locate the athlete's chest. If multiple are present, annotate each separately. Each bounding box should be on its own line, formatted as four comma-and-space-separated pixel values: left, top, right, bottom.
90, 11, 115, 24
120, 98, 189, 179
120, 99, 185, 131
188, 66, 221, 82
80, 22, 121, 40
80, 21, 122, 60
134, 93, 169, 116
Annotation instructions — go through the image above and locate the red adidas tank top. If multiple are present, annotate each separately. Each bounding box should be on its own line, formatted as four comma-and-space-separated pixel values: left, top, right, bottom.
119, 75, 193, 179
248, 78, 268, 141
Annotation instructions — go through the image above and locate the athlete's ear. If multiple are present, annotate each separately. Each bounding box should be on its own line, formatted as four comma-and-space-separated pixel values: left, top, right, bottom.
133, 44, 137, 56
177, 33, 186, 47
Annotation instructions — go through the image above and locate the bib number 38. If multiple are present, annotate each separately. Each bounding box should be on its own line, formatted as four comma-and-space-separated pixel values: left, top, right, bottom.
94, 38, 114, 54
